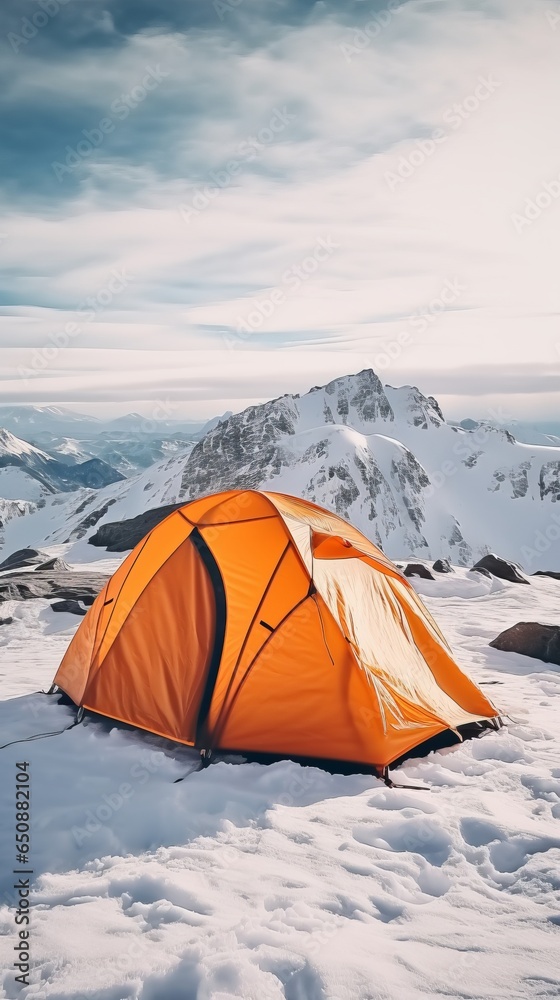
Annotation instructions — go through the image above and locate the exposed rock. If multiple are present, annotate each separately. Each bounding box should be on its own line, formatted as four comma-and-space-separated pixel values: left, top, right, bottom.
404, 563, 435, 580
462, 450, 483, 469
0, 548, 49, 572
490, 622, 560, 666
0, 616, 13, 625
327, 462, 360, 518
89, 502, 185, 552
433, 558, 453, 574
489, 462, 530, 499
396, 387, 444, 429
10, 368, 558, 572
179, 370, 396, 508
0, 571, 109, 603
323, 369, 394, 423
539, 461, 560, 502
446, 519, 473, 566
427, 396, 445, 422
51, 599, 88, 616
352, 452, 400, 539
390, 450, 430, 535
35, 557, 71, 572
74, 498, 118, 539
73, 494, 98, 516
533, 570, 560, 581
472, 554, 529, 584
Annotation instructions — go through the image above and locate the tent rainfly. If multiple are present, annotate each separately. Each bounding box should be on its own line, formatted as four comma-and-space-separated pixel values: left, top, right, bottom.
52, 490, 500, 771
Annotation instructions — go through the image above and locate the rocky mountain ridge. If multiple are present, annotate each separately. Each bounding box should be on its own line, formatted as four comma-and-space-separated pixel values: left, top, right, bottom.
1, 370, 559, 571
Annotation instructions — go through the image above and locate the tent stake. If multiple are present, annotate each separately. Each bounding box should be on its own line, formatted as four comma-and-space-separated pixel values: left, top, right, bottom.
382, 767, 431, 791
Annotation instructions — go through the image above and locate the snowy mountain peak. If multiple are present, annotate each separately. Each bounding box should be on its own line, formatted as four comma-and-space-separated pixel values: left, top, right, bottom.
1, 369, 559, 572
171, 369, 559, 569
319, 368, 394, 426
384, 384, 445, 430
0, 426, 124, 506
0, 427, 51, 461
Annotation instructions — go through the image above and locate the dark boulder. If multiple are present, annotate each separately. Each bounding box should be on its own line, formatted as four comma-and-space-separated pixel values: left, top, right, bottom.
404, 563, 435, 580
490, 622, 560, 666
533, 570, 560, 581
472, 554, 529, 584
0, 548, 49, 572
469, 566, 492, 579
0, 616, 13, 626
433, 559, 453, 574
51, 600, 88, 616
89, 502, 185, 552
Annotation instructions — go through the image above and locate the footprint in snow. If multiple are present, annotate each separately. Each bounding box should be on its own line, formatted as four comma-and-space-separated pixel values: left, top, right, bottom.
353, 817, 452, 866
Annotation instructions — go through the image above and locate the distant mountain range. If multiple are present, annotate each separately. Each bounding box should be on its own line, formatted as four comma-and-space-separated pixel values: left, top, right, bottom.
1, 370, 558, 572
455, 418, 560, 449
0, 405, 227, 479
0, 405, 212, 439
0, 428, 125, 499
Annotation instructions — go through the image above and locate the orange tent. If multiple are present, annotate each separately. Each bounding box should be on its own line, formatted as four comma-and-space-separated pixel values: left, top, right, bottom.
52, 490, 499, 770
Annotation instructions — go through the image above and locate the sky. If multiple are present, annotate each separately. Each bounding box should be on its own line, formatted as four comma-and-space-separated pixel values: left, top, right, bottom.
0, 0, 559, 422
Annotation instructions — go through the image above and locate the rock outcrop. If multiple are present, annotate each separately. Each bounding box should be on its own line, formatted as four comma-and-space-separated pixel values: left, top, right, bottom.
472, 555, 529, 584
89, 502, 185, 552
0, 571, 109, 603
490, 622, 560, 666
3, 368, 556, 572
433, 559, 453, 574
404, 563, 435, 580
0, 548, 49, 572
51, 599, 88, 616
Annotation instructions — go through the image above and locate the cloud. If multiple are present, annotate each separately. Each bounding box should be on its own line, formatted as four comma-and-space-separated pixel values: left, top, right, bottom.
0, 0, 558, 418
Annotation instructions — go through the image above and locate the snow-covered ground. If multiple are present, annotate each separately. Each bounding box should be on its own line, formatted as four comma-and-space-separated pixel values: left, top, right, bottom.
0, 567, 559, 999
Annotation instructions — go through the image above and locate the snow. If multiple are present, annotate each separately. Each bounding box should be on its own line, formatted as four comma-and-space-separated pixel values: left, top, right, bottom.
0, 450, 192, 564
177, 371, 560, 571
0, 499, 37, 556
1, 372, 559, 571
0, 430, 52, 463
0, 469, 44, 504
1, 567, 559, 998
